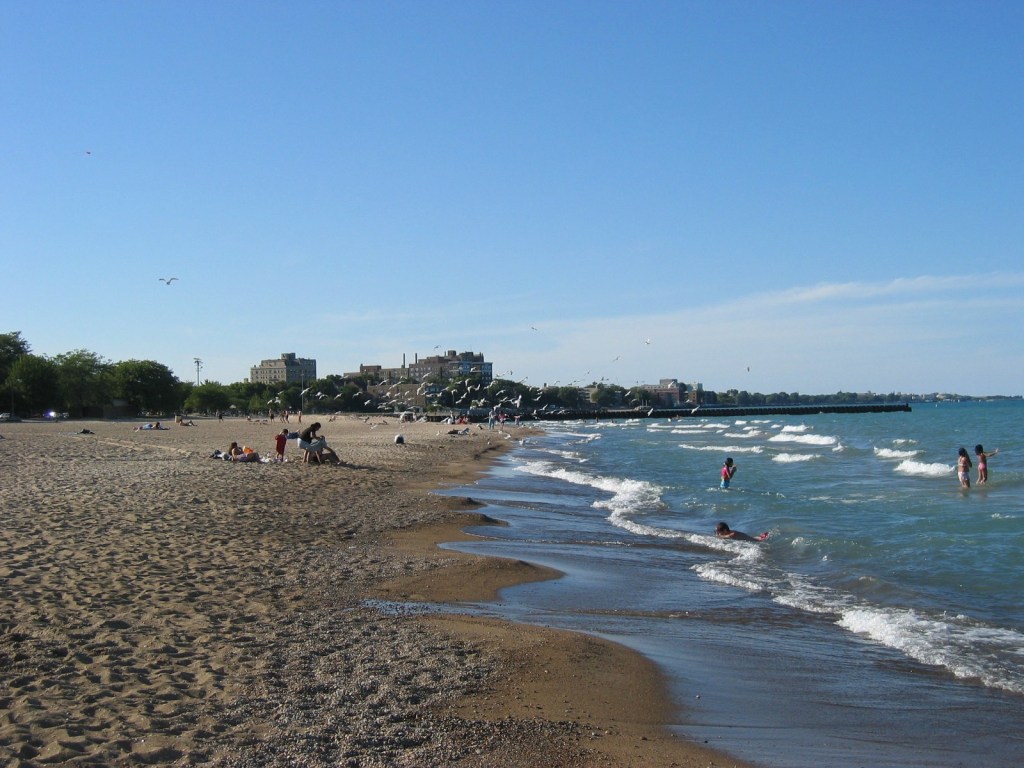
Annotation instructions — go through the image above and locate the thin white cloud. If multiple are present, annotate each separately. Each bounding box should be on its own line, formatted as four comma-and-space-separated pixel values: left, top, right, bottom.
493, 272, 1024, 394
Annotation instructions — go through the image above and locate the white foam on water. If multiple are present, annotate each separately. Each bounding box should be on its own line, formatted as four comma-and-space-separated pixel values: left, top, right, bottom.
874, 447, 920, 459
678, 443, 764, 454
895, 459, 954, 478
773, 452, 819, 463
696, 556, 1024, 696
515, 460, 668, 536
692, 562, 766, 593
541, 448, 587, 463
769, 432, 838, 446
837, 607, 1024, 695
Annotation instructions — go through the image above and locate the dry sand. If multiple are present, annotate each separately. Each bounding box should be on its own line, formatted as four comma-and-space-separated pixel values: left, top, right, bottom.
0, 416, 750, 767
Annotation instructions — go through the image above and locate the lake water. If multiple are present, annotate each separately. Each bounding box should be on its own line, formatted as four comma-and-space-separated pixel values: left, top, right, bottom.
440, 401, 1024, 767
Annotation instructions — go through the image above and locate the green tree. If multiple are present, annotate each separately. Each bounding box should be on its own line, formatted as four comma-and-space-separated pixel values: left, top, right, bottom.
0, 332, 30, 382
1, 332, 31, 413
625, 387, 654, 407
224, 380, 276, 413
555, 386, 585, 408
590, 383, 628, 408
333, 382, 365, 411
8, 354, 60, 415
185, 382, 232, 413
53, 349, 112, 417
111, 360, 181, 414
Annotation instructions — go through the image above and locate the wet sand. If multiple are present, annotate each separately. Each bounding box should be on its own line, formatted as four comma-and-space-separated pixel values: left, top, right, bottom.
0, 416, 750, 766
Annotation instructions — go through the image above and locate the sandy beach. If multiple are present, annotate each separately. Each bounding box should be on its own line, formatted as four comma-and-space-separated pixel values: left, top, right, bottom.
0, 416, 750, 767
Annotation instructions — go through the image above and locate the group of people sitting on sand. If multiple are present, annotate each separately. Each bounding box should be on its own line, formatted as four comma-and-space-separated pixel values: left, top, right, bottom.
209, 423, 341, 465
210, 442, 263, 462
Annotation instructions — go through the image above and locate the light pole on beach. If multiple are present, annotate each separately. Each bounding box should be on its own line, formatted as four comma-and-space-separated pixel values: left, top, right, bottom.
194, 358, 203, 386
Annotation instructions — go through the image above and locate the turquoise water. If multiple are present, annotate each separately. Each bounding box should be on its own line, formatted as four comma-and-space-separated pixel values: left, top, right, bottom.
443, 401, 1024, 767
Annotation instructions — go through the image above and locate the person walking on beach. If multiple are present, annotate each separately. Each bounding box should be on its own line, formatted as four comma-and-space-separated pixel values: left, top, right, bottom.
715, 522, 768, 542
974, 444, 999, 484
720, 457, 737, 489
957, 447, 973, 489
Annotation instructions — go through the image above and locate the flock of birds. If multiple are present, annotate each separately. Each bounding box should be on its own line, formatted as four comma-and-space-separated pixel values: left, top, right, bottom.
265, 376, 538, 415
160, 276, 750, 414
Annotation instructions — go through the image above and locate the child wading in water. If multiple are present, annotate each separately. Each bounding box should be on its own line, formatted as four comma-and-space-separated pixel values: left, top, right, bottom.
957, 447, 972, 489
720, 457, 737, 488
974, 444, 999, 484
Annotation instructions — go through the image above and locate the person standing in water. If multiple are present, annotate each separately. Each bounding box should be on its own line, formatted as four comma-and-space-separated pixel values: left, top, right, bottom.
957, 447, 973, 489
974, 444, 999, 484
720, 457, 737, 489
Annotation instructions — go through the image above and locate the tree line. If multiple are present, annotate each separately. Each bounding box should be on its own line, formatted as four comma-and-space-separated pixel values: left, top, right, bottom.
0, 332, 582, 418
1, 330, 913, 419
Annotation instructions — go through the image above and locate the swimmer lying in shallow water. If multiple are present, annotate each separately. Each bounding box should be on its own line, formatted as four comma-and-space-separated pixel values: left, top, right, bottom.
715, 522, 769, 542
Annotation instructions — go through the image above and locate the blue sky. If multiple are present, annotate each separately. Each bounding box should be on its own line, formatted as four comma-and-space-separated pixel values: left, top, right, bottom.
3, 1, 1021, 396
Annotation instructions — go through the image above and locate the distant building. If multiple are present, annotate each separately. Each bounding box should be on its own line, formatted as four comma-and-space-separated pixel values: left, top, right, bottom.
409, 350, 492, 384
643, 379, 692, 407
250, 353, 317, 385
348, 350, 493, 385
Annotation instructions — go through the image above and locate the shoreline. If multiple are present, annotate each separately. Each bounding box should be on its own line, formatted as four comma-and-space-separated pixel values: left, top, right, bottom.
377, 514, 752, 767
0, 416, 751, 767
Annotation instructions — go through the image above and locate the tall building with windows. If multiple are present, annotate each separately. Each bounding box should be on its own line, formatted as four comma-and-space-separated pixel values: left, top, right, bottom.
347, 350, 493, 385
408, 350, 492, 384
250, 353, 317, 385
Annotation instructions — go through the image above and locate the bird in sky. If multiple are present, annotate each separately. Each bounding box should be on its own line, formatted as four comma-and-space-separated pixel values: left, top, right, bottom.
159, 277, 178, 285
644, 338, 652, 345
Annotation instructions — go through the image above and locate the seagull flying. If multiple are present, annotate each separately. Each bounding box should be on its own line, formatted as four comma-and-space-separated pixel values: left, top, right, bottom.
159, 277, 178, 285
